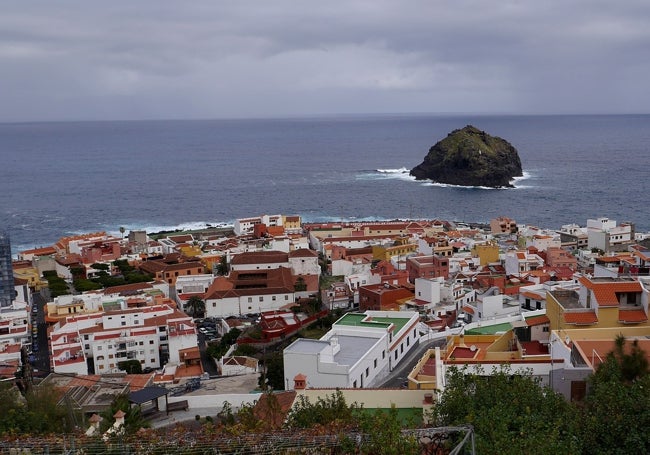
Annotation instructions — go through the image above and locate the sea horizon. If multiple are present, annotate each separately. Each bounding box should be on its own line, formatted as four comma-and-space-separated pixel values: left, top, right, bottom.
2, 113, 649, 254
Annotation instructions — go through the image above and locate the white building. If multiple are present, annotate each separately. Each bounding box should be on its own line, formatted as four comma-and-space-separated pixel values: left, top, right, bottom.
288, 249, 321, 276
504, 250, 545, 276
283, 311, 420, 389
204, 268, 296, 318
50, 304, 197, 375
586, 217, 635, 252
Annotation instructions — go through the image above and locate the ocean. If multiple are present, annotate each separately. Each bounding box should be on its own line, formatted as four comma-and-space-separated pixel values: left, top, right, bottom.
1, 114, 649, 255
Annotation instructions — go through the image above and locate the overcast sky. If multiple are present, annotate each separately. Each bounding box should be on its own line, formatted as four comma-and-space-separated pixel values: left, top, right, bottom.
2, 1, 649, 121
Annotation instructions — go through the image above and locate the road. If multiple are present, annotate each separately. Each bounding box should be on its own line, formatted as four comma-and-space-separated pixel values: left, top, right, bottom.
379, 330, 458, 388
31, 292, 51, 377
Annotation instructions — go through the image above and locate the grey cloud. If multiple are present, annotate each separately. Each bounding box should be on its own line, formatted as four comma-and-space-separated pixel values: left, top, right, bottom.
1, 0, 649, 121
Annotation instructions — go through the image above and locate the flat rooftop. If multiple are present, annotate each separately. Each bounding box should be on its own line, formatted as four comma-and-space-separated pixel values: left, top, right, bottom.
333, 334, 380, 367
335, 313, 410, 332
549, 289, 582, 309
465, 322, 513, 335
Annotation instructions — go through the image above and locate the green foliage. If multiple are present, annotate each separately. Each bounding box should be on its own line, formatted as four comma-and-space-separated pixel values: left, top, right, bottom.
112, 259, 135, 274
294, 276, 307, 292
352, 406, 419, 455
259, 352, 284, 390
42, 272, 71, 297
580, 336, 650, 454
206, 328, 242, 359
91, 262, 111, 271
100, 394, 149, 436
184, 295, 205, 318
233, 343, 257, 357
434, 366, 580, 455
117, 359, 143, 374
73, 278, 103, 292
0, 382, 76, 435
216, 255, 229, 276
285, 390, 357, 429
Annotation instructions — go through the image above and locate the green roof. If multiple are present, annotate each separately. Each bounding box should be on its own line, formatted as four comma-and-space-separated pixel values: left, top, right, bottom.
465, 322, 512, 335
335, 313, 410, 333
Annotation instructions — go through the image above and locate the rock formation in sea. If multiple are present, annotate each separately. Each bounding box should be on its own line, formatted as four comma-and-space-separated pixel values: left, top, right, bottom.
410, 125, 523, 188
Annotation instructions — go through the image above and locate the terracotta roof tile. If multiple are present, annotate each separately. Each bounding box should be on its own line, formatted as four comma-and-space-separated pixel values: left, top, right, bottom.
525, 315, 550, 326
563, 311, 598, 325
618, 309, 648, 323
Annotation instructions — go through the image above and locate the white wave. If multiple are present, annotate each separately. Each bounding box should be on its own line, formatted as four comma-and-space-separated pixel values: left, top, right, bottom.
375, 167, 410, 174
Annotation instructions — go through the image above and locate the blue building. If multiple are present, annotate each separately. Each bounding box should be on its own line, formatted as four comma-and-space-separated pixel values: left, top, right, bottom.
0, 231, 15, 309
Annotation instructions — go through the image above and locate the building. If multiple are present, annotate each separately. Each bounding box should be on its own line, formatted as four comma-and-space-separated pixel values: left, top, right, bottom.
586, 217, 635, 252
204, 267, 296, 318
490, 217, 517, 235
545, 247, 578, 271
548, 326, 650, 401
408, 323, 553, 392
406, 254, 449, 283
50, 304, 197, 375
358, 283, 414, 312
283, 311, 420, 389
546, 275, 649, 331
138, 257, 205, 286
0, 231, 15, 309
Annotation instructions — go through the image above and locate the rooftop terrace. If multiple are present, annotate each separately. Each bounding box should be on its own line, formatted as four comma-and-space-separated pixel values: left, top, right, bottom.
335, 313, 410, 333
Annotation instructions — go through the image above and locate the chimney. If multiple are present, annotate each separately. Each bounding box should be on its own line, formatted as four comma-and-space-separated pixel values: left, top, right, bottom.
113, 409, 126, 427
422, 393, 435, 425
293, 373, 307, 390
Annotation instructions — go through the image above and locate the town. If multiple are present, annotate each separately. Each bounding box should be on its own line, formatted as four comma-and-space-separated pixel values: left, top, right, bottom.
1, 214, 650, 451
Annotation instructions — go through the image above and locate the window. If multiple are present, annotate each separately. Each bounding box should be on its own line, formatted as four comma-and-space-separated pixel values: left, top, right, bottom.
149, 340, 154, 344
374, 359, 377, 368
248, 297, 252, 303
407, 338, 410, 346
395, 351, 398, 360
139, 341, 144, 346
272, 296, 276, 301
382, 351, 385, 359
365, 367, 369, 377
97, 346, 102, 351
121, 321, 126, 326
259, 296, 263, 302
400, 344, 404, 353
543, 326, 550, 332
353, 380, 357, 388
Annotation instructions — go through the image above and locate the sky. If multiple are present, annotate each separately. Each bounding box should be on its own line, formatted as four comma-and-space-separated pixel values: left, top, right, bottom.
2, 1, 650, 122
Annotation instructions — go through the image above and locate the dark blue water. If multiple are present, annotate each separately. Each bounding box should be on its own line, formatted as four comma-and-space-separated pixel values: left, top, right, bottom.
1, 114, 649, 254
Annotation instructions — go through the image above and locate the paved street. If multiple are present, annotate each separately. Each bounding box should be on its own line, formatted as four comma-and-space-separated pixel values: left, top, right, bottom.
379, 331, 455, 388
31, 292, 51, 377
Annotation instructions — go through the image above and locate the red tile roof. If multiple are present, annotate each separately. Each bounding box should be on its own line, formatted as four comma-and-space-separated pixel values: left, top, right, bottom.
618, 309, 648, 324
579, 276, 643, 307
525, 315, 550, 326
563, 311, 598, 325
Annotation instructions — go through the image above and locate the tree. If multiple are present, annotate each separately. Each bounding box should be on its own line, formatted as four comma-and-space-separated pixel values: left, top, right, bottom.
184, 295, 205, 318
433, 366, 580, 455
580, 336, 650, 455
100, 394, 149, 436
119, 226, 125, 239
118, 359, 143, 374
216, 255, 229, 276
294, 276, 307, 292
259, 352, 284, 391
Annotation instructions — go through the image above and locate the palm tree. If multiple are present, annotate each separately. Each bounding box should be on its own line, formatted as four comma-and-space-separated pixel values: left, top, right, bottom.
184, 295, 205, 318
119, 226, 125, 240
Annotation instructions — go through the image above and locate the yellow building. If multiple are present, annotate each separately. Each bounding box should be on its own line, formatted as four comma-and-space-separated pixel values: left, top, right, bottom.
282, 215, 302, 233
546, 276, 648, 332
472, 243, 500, 266
408, 328, 552, 391
372, 239, 417, 262
13, 264, 48, 291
